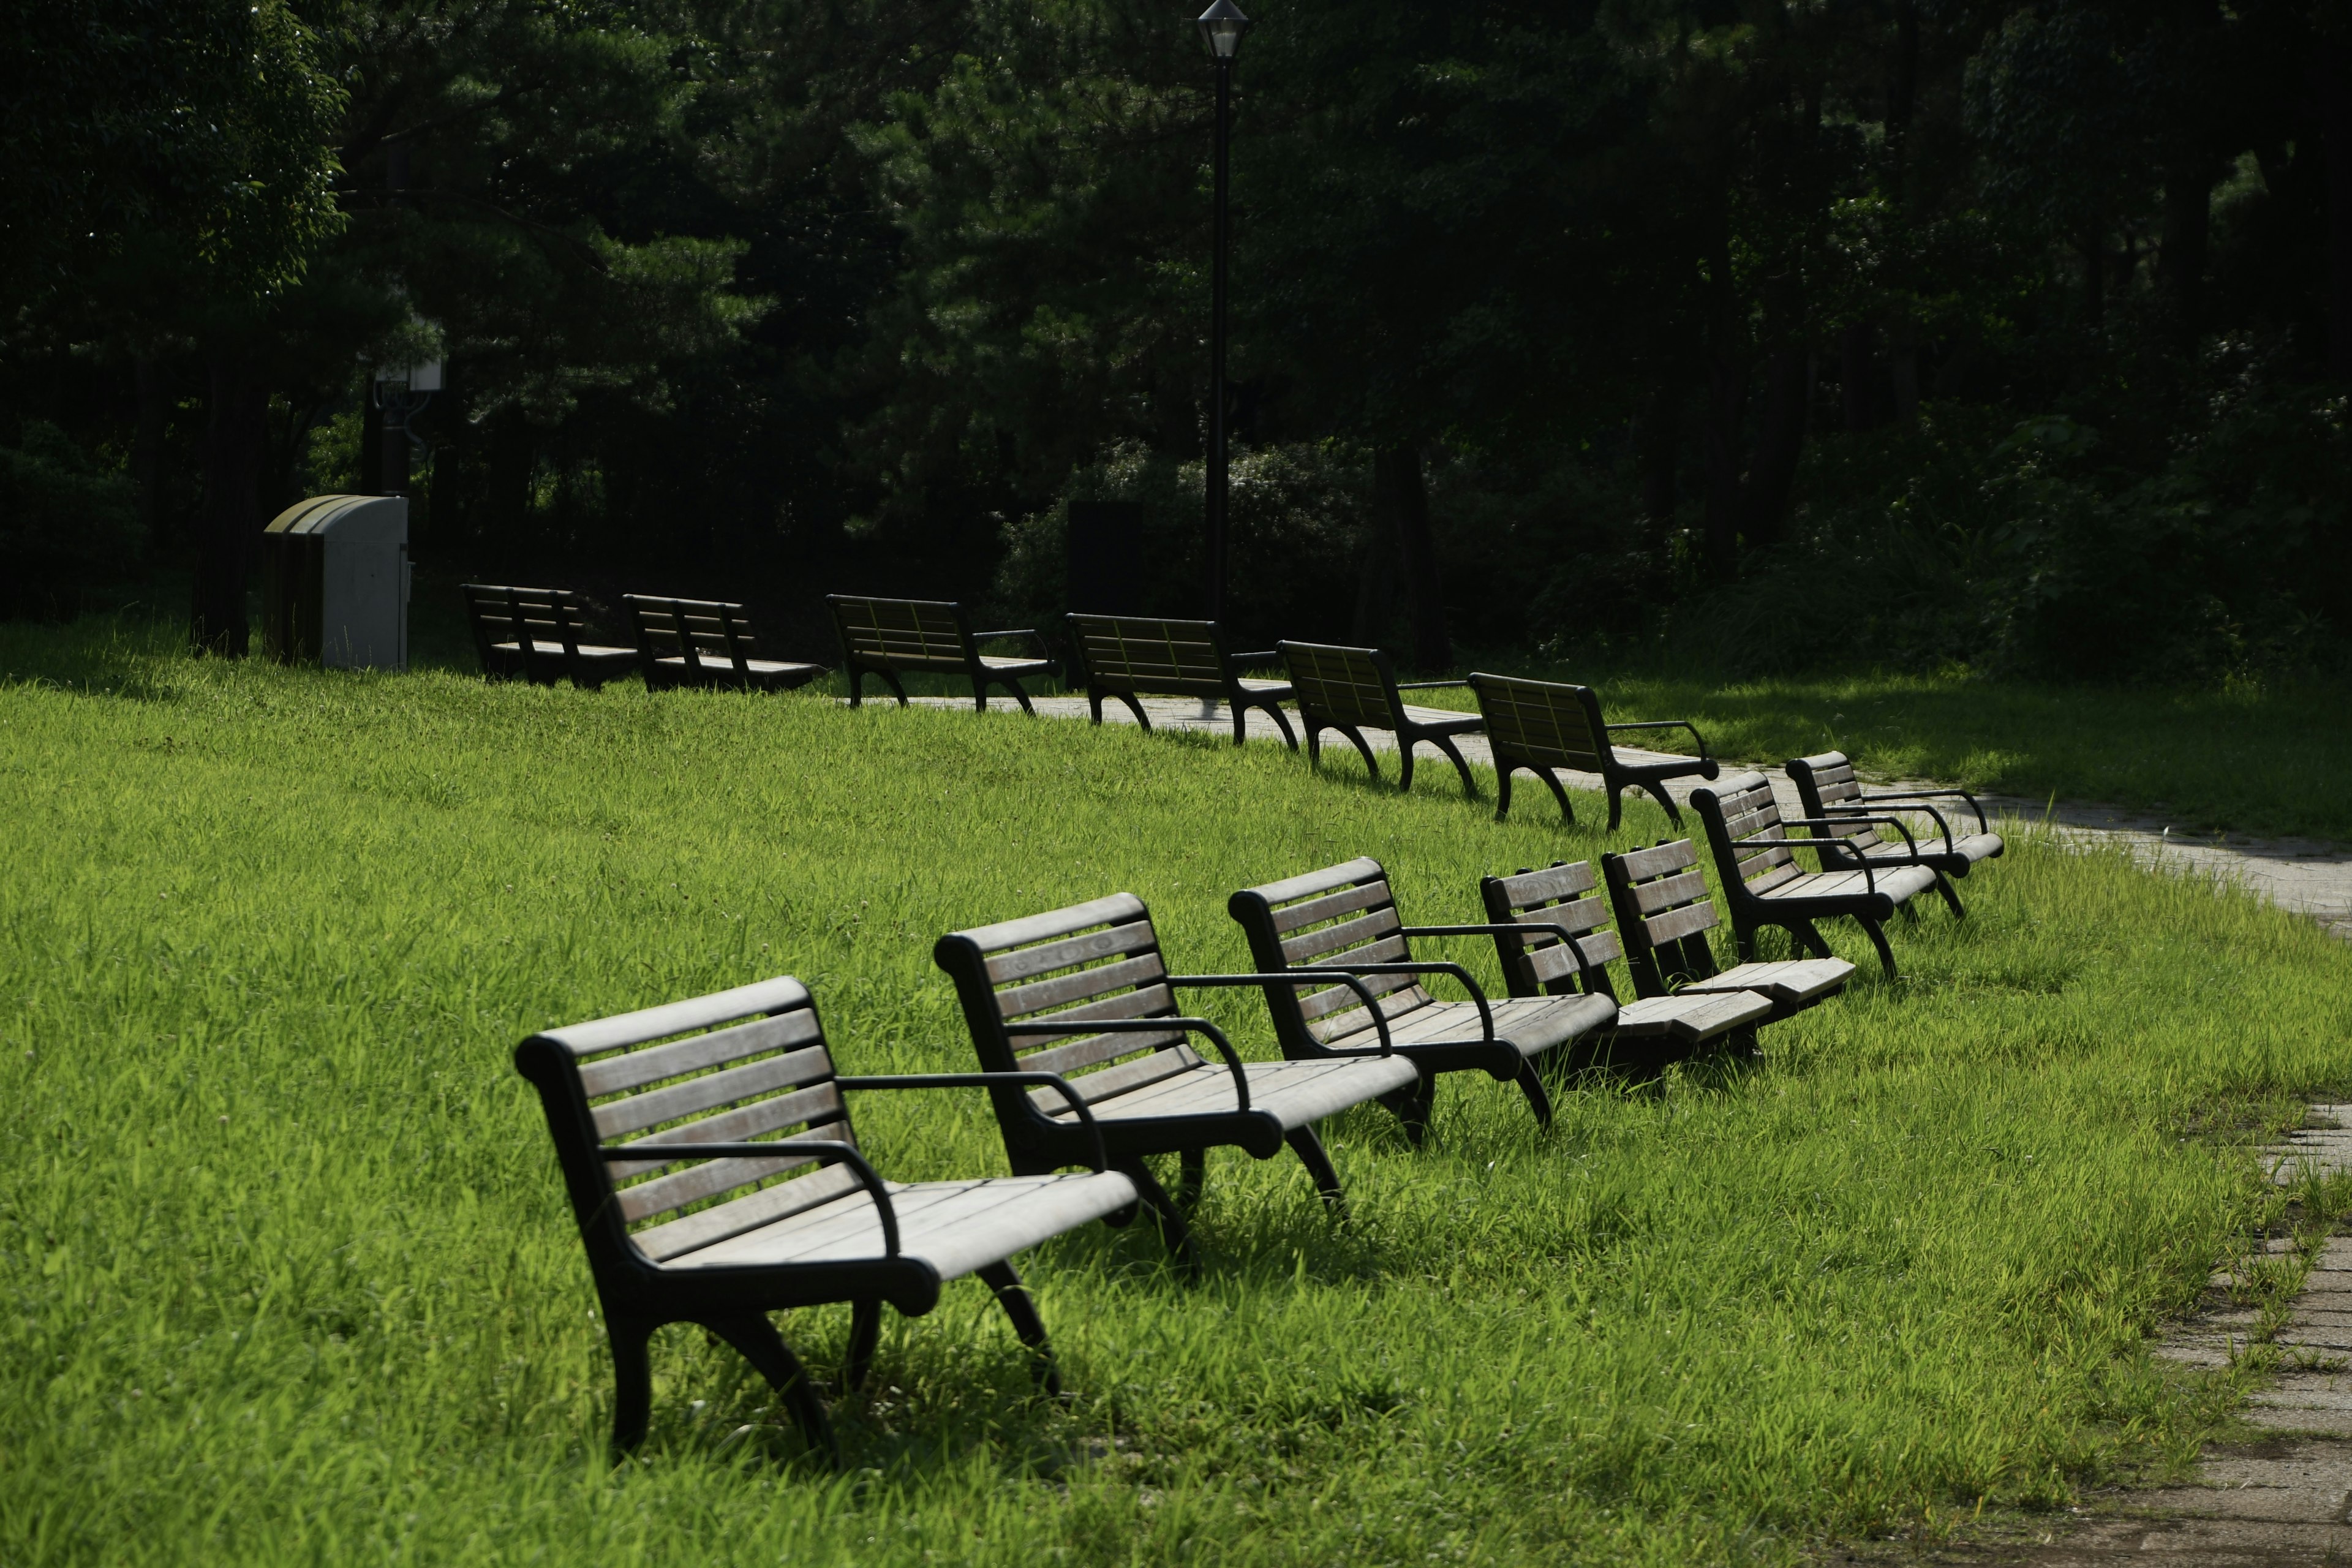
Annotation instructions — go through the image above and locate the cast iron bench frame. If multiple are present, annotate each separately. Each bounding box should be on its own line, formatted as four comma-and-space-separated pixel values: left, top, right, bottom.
514, 974, 1138, 1464
462, 582, 639, 688
1065, 612, 1298, 748
624, 594, 827, 693
1276, 641, 1483, 797
1784, 750, 2003, 918
1464, 671, 1719, 829
828, 595, 1056, 713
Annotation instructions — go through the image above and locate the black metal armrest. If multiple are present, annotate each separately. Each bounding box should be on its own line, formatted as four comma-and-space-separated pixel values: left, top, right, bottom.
1605, 717, 1710, 756
1167, 971, 1394, 1055
836, 1072, 1109, 1172
1300, 958, 1493, 1040
1412, 920, 1604, 998
976, 628, 1054, 661
1002, 1016, 1251, 1112
1224, 649, 1283, 667
1857, 788, 1987, 834
1395, 679, 1470, 690
1823, 798, 1956, 854
600, 1139, 899, 1257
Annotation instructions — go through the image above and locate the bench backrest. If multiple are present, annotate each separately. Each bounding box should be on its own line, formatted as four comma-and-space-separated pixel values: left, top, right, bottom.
1227, 858, 1434, 1050
1692, 772, 1807, 899
513, 976, 864, 1272
1068, 614, 1227, 698
1465, 673, 1608, 771
1477, 861, 1622, 1000
1785, 752, 1885, 853
463, 582, 592, 674
1599, 839, 1727, 992
1277, 641, 1403, 732
828, 595, 976, 674
625, 595, 761, 676
933, 894, 1200, 1126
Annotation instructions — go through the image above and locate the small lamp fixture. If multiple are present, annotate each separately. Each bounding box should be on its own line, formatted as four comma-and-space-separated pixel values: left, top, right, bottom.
1196, 0, 1251, 61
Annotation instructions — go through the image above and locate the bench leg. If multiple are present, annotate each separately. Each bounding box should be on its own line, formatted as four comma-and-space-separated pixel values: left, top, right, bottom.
1855, 916, 1899, 980
1640, 778, 1684, 828
1117, 693, 1152, 730
606, 1312, 657, 1456
986, 677, 1036, 715
1085, 688, 1104, 725
1337, 725, 1382, 785
1379, 1072, 1433, 1148
1789, 919, 1834, 960
1606, 780, 1625, 832
1255, 699, 1298, 751
1115, 1158, 1200, 1276
1494, 764, 1515, 821
881, 670, 910, 707
1396, 742, 1415, 793
841, 1299, 883, 1395
1430, 734, 1479, 800
1512, 1058, 1555, 1129
1175, 1147, 1206, 1212
1537, 766, 1576, 827
1934, 870, 1967, 919
977, 1260, 1061, 1396
704, 1313, 837, 1466
1285, 1126, 1348, 1220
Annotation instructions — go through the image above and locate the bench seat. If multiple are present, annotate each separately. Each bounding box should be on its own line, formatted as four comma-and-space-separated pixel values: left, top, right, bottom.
1035, 1054, 1420, 1129
1322, 992, 1619, 1060
1753, 863, 1939, 908
1614, 990, 1776, 1042
1277, 643, 1486, 797
1668, 957, 1855, 1006
665, 1172, 1137, 1278
1785, 752, 2003, 918
1466, 672, 1719, 829
465, 583, 637, 688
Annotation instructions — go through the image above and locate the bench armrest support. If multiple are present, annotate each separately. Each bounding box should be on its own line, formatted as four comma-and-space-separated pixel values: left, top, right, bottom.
600, 1139, 898, 1257
1004, 1016, 1251, 1113
1855, 787, 1987, 835
1167, 971, 1395, 1055
974, 628, 1053, 660
1302, 958, 1493, 1041
835, 1072, 1108, 1172
1409, 920, 1604, 997
1604, 718, 1709, 756
1394, 679, 1469, 691
1823, 799, 1957, 854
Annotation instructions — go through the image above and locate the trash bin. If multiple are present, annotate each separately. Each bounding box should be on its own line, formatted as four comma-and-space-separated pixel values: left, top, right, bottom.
261, 494, 411, 670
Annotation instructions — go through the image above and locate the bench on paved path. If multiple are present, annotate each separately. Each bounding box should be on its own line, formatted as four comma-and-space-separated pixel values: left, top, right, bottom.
1066, 612, 1298, 748
1691, 771, 1940, 979
933, 894, 1423, 1270
1465, 671, 1719, 829
829, 595, 1057, 714
1227, 857, 1619, 1133
513, 974, 1138, 1463
462, 582, 639, 688
1277, 641, 1483, 797
1785, 750, 2005, 918
1476, 858, 1783, 1070
624, 595, 827, 693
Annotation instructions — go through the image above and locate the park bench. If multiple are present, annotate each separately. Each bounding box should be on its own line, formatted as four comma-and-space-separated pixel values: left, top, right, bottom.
1785, 751, 2004, 918
828, 595, 1056, 713
1227, 858, 1619, 1131
462, 582, 639, 688
1476, 858, 1783, 1066
513, 974, 1139, 1463
1597, 840, 1855, 1019
1691, 772, 1940, 979
624, 595, 826, 693
1277, 641, 1484, 797
1464, 671, 1719, 829
1065, 612, 1297, 748
933, 894, 1423, 1268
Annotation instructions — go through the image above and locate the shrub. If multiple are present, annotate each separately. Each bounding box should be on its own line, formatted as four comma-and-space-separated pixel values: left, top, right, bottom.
0, 422, 143, 619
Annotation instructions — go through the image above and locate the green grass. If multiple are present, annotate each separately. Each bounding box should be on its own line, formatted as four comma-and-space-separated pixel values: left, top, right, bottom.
4, 619, 2351, 1566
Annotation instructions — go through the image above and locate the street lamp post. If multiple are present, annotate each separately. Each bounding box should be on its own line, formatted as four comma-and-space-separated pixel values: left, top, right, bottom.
1197, 1, 1250, 624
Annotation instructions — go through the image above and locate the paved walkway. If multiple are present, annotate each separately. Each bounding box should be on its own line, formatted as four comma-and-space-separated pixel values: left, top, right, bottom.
911, 694, 2352, 942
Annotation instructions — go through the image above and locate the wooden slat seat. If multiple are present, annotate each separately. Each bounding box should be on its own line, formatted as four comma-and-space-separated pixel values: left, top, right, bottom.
514, 975, 1136, 1462
1465, 671, 1720, 829
1594, 840, 1853, 1018
1277, 641, 1484, 797
829, 595, 1055, 714
1066, 612, 1298, 748
1477, 858, 1780, 1072
1227, 857, 1618, 1132
623, 595, 826, 694
933, 892, 1420, 1267
1691, 772, 1938, 979
1785, 751, 2004, 918
462, 582, 639, 688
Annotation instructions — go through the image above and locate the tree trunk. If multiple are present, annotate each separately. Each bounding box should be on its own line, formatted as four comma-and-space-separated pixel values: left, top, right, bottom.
2317, 43, 2352, 384
1701, 350, 1747, 580
1637, 381, 1681, 524
189, 359, 267, 656
1373, 444, 1449, 668
133, 358, 169, 553
1739, 345, 1811, 551
1351, 521, 1395, 644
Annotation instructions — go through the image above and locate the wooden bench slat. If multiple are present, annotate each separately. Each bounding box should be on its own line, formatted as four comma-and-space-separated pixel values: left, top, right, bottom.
628, 1161, 868, 1262
1280, 906, 1401, 963
1627, 868, 1711, 917
1265, 877, 1392, 936
600, 1070, 843, 1143
993, 951, 1169, 1017
957, 895, 1148, 965
578, 1014, 823, 1099
1016, 1029, 1196, 1082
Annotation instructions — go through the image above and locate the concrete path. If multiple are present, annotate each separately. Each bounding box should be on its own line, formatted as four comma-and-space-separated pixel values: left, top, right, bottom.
910, 693, 2352, 942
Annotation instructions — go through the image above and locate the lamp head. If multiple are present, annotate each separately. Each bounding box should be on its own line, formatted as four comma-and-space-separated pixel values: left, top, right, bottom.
1196, 0, 1251, 61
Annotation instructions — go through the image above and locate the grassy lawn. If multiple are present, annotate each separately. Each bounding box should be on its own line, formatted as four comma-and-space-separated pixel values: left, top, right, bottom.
4, 619, 2351, 1566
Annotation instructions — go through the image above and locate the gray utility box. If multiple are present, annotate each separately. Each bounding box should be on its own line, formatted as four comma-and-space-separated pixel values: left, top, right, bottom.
262, 495, 412, 670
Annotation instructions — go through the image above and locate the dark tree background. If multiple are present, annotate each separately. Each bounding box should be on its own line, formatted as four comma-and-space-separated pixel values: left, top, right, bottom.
2, 0, 2347, 679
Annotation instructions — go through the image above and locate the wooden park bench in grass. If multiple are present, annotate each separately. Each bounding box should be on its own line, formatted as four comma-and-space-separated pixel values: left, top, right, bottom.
1276, 641, 1483, 797
1227, 858, 1619, 1131
828, 595, 1056, 713
624, 595, 827, 693
1476, 858, 1782, 1068
1784, 751, 2004, 918
1691, 772, 1942, 979
514, 974, 1138, 1463
462, 582, 640, 688
1065, 612, 1297, 748
1464, 671, 1719, 829
933, 894, 1423, 1268
1598, 840, 1855, 1019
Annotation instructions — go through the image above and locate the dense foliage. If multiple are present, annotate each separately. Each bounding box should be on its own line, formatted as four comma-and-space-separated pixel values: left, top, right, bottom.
1, 0, 2347, 679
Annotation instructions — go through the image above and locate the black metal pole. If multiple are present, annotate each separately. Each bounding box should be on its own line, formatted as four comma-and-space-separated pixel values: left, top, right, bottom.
1207, 56, 1232, 624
